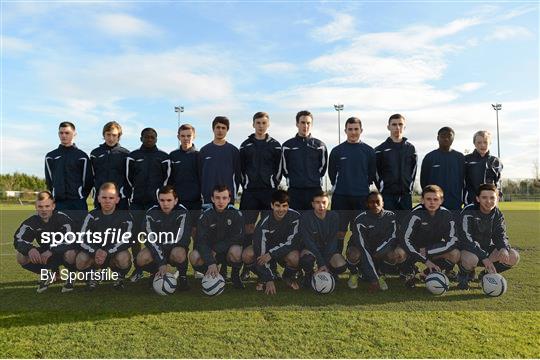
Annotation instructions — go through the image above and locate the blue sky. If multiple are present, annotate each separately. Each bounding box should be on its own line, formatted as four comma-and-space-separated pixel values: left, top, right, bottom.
1, 2, 538, 181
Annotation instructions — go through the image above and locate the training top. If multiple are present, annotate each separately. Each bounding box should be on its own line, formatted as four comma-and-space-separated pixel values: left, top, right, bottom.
199, 142, 241, 203
45, 144, 94, 201
329, 141, 376, 196
144, 204, 191, 266
420, 149, 465, 210
253, 209, 301, 282
168, 146, 201, 203
458, 204, 510, 260
13, 211, 74, 255
349, 210, 397, 282
282, 134, 328, 188
90, 143, 130, 201
239, 134, 282, 190
464, 150, 503, 205
195, 205, 244, 265
300, 210, 339, 267
79, 209, 133, 255
375, 137, 418, 195
402, 204, 458, 263
126, 145, 170, 205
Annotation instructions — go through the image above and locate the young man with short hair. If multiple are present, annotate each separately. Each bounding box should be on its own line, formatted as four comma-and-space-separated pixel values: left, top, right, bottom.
242, 189, 301, 295
189, 185, 245, 289
346, 191, 407, 292
299, 191, 347, 288
401, 185, 461, 288
14, 191, 77, 293
420, 127, 465, 210
90, 121, 130, 210
328, 116, 376, 253
199, 117, 242, 206
282, 110, 328, 210
45, 121, 93, 227
464, 131, 503, 205
126, 127, 170, 282
136, 186, 191, 291
375, 114, 417, 211
457, 183, 519, 290
76, 182, 133, 290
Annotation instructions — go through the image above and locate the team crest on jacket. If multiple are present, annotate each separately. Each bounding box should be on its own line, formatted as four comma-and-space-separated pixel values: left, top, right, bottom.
227, 219, 232, 226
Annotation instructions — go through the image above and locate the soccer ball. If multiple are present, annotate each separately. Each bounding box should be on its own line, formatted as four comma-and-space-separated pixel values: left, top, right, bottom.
482, 273, 507, 297
152, 273, 177, 295
425, 271, 449, 295
201, 274, 225, 296
311, 271, 335, 294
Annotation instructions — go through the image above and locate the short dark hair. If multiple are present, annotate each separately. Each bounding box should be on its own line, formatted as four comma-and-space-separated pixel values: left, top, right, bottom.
59, 121, 75, 130
478, 183, 497, 195
312, 190, 329, 201
159, 185, 178, 198
253, 112, 269, 122
388, 114, 405, 124
271, 189, 289, 204
438, 127, 454, 136
141, 127, 157, 137
102, 121, 122, 137
422, 185, 444, 198
212, 184, 231, 197
296, 110, 313, 124
367, 190, 382, 200
345, 116, 362, 129
212, 116, 230, 130
178, 123, 195, 135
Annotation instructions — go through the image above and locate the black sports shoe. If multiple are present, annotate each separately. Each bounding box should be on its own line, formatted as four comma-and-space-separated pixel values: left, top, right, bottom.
85, 280, 97, 291
61, 278, 74, 293
220, 265, 228, 281
302, 273, 313, 289
129, 269, 144, 283
177, 275, 190, 291
404, 274, 417, 289
231, 273, 245, 289
37, 278, 53, 293
240, 267, 251, 281
445, 269, 458, 282
457, 271, 470, 290
113, 278, 125, 290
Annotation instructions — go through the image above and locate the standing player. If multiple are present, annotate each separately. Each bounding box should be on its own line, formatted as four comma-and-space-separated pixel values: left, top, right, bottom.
135, 186, 191, 290
241, 190, 301, 294
457, 183, 519, 290
299, 191, 347, 287
401, 185, 461, 288
189, 185, 245, 289
346, 191, 408, 292
90, 121, 130, 210
76, 182, 133, 290
375, 114, 417, 211
14, 191, 77, 293
45, 121, 93, 227
282, 110, 328, 210
328, 116, 376, 254
464, 131, 503, 205
239, 112, 282, 279
199, 117, 242, 206
420, 127, 465, 210
126, 128, 170, 281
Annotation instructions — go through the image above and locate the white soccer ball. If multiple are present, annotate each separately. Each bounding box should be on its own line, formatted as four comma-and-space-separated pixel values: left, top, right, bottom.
425, 271, 449, 295
152, 273, 177, 295
311, 271, 335, 294
201, 273, 225, 296
482, 273, 507, 297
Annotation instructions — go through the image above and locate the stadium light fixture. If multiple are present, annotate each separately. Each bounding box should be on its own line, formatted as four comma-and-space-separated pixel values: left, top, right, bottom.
334, 104, 344, 144
491, 103, 502, 158
174, 106, 184, 147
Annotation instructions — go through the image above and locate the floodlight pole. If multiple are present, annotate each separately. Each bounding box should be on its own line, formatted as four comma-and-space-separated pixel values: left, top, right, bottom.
174, 106, 184, 147
491, 103, 502, 158
334, 104, 344, 144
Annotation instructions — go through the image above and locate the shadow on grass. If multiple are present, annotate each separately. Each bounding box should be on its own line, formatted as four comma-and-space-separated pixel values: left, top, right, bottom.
1, 275, 536, 329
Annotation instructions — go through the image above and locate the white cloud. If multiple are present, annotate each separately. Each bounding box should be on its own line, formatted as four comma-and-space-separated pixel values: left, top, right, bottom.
454, 82, 485, 92
260, 62, 297, 74
310, 13, 356, 43
1, 35, 33, 54
486, 26, 532, 41
94, 13, 160, 37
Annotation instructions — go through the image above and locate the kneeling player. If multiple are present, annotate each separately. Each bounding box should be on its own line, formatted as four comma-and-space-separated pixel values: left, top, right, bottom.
14, 191, 77, 293
457, 183, 520, 289
299, 191, 347, 287
76, 182, 133, 290
401, 185, 461, 288
242, 189, 301, 294
347, 191, 407, 292
189, 185, 245, 289
136, 186, 191, 290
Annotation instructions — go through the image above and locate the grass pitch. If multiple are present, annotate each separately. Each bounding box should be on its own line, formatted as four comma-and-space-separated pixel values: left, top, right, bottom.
0, 203, 539, 358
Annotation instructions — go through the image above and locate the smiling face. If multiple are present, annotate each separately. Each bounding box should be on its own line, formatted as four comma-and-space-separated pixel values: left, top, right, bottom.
271, 201, 289, 220
477, 189, 497, 214
296, 115, 312, 137
58, 126, 75, 146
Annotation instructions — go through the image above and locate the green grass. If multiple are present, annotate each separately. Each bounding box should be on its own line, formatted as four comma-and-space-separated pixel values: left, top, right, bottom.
1, 203, 539, 358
